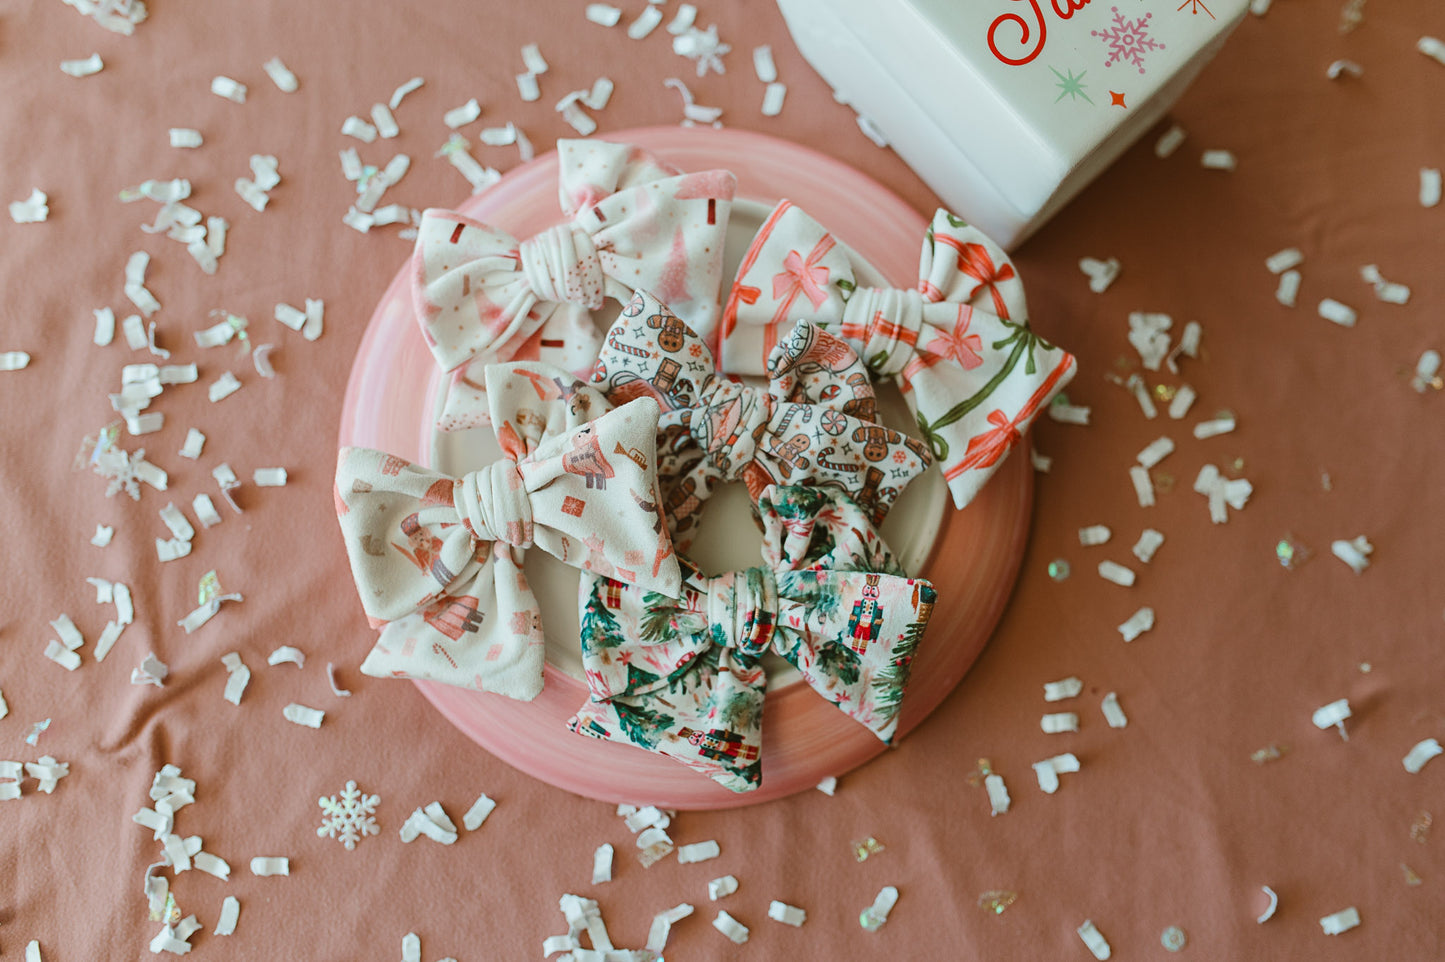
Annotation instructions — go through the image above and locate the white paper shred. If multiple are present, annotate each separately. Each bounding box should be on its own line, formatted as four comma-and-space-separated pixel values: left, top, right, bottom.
646, 903, 694, 954
326, 662, 351, 697
1118, 607, 1155, 642
709, 875, 738, 900
193, 494, 221, 529
1101, 692, 1128, 728
713, 910, 749, 944
1129, 465, 1155, 508
282, 703, 324, 729
1136, 437, 1175, 468
1154, 124, 1186, 158
211, 76, 247, 103
131, 653, 168, 687
92, 524, 115, 547
463, 793, 496, 830
1312, 698, 1352, 736
1411, 350, 1441, 392
1360, 264, 1410, 304
221, 653, 250, 705
208, 371, 241, 403
592, 843, 614, 884
1048, 400, 1090, 425
10, 188, 49, 223
984, 772, 1010, 815
752, 45, 777, 83
1201, 149, 1237, 171
341, 116, 378, 143
542, 935, 578, 957
1077, 919, 1113, 959
91, 307, 115, 346
253, 467, 287, 487
1418, 36, 1445, 66
444, 98, 482, 129
1330, 535, 1373, 574
402, 933, 421, 962
1403, 738, 1443, 774
194, 851, 230, 879
628, 4, 663, 38
1250, 0, 1272, 13
515, 71, 541, 102
521, 43, 549, 75
159, 502, 194, 542
625, 805, 666, 833
61, 53, 104, 77
1041, 712, 1079, 734
250, 857, 289, 877
856, 114, 890, 147
1194, 465, 1251, 523
215, 896, 240, 936
1078, 525, 1111, 547
401, 804, 458, 844
369, 102, 399, 139
668, 3, 698, 34
114, 583, 134, 624
1318, 298, 1357, 327
1128, 312, 1172, 371
50, 614, 83, 652
1319, 906, 1360, 936
438, 134, 500, 193
257, 55, 298, 92
25, 756, 69, 793
1044, 677, 1083, 702
677, 840, 720, 864
662, 77, 721, 126
816, 775, 837, 796
1032, 753, 1080, 793
1275, 269, 1301, 307
768, 902, 806, 927
1166, 321, 1201, 373
155, 537, 191, 562
761, 82, 787, 117
1265, 248, 1303, 274
1097, 561, 1135, 587
1168, 384, 1196, 419
1079, 256, 1121, 293
268, 646, 305, 668
1421, 168, 1442, 208
556, 95, 598, 136
637, 825, 675, 866
859, 887, 898, 931
1193, 415, 1236, 439
1030, 447, 1052, 473
585, 3, 622, 26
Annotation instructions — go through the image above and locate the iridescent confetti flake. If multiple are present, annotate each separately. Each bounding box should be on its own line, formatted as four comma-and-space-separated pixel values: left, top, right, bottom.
1275, 535, 1311, 570
1403, 863, 1423, 885
1161, 926, 1187, 951
1229, 457, 1246, 473
25, 718, 51, 746
964, 758, 994, 788
1251, 743, 1289, 765
198, 570, 222, 605
1410, 811, 1433, 844
1153, 472, 1176, 494
1154, 383, 1178, 402
1048, 559, 1072, 582
978, 891, 1018, 915
851, 837, 885, 862
1339, 0, 1365, 32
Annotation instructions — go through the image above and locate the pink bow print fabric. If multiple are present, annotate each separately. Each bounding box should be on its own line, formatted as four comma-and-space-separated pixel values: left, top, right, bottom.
413, 139, 737, 429
719, 202, 1077, 508
590, 290, 933, 551
335, 362, 680, 701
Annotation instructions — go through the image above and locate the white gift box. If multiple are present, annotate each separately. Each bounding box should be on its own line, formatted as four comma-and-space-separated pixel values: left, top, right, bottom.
777, 0, 1249, 249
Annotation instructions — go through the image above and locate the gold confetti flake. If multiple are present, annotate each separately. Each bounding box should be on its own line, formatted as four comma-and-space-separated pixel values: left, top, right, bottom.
1153, 383, 1178, 402
1403, 863, 1423, 886
1411, 811, 1433, 844
977, 890, 1018, 915
851, 837, 885, 862
1251, 744, 1289, 765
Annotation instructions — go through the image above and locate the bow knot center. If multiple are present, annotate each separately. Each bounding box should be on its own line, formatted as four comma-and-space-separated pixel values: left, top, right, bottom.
695, 379, 772, 473
519, 223, 605, 309
840, 287, 926, 376
707, 567, 779, 658
456, 458, 535, 548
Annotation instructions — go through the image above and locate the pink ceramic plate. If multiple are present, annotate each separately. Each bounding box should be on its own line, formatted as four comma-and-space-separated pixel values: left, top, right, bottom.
338, 126, 1032, 809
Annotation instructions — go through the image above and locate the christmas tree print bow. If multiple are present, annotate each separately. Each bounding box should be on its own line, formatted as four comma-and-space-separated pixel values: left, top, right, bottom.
570, 485, 936, 793
413, 137, 737, 376
335, 363, 680, 701
590, 290, 933, 551
719, 201, 1077, 509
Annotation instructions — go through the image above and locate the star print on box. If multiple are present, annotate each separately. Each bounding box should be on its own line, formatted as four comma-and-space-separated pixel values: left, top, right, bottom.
334, 362, 680, 701
719, 202, 1076, 509
1051, 66, 1094, 105
1092, 6, 1165, 75
412, 139, 736, 430
590, 290, 931, 551
570, 485, 936, 793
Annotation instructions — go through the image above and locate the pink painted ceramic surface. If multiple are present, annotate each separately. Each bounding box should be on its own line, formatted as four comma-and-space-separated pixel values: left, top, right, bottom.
338, 126, 1032, 809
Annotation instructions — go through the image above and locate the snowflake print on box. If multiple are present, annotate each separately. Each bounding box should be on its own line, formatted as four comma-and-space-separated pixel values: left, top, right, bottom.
318, 780, 380, 850
1093, 7, 1165, 75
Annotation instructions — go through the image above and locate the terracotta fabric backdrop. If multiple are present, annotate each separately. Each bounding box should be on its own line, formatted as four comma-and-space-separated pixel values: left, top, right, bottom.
2, 1, 1442, 959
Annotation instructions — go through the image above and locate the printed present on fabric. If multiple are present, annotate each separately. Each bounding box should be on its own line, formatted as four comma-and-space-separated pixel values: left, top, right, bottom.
590, 290, 932, 550
719, 201, 1077, 508
412, 139, 737, 430
334, 363, 680, 701
570, 560, 937, 793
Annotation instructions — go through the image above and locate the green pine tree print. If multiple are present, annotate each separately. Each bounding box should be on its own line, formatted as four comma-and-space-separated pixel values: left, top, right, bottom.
869, 584, 934, 729
580, 590, 626, 653
717, 688, 764, 733
813, 639, 861, 687
612, 699, 674, 749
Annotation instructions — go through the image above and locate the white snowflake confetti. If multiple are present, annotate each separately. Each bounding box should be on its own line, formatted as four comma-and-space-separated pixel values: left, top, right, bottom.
317, 780, 380, 850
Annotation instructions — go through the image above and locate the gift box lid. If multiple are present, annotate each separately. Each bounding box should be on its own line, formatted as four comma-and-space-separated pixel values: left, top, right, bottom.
778, 0, 1249, 248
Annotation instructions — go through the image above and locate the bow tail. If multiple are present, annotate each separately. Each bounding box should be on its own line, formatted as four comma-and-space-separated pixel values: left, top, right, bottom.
358, 546, 546, 701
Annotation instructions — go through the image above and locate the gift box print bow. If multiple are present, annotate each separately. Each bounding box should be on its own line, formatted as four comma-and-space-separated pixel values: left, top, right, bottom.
591, 290, 933, 550
335, 363, 680, 701
719, 202, 1077, 509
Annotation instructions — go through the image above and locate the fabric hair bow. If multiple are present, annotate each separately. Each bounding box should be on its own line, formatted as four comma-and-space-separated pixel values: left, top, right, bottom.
590, 290, 933, 551
569, 485, 936, 793
335, 362, 681, 701
719, 201, 1078, 509
414, 139, 738, 429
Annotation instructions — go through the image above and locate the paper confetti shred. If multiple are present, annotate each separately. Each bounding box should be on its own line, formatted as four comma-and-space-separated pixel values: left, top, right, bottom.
211, 76, 247, 103
1032, 753, 1080, 793
761, 82, 787, 117
318, 780, 381, 850
1118, 607, 1155, 642
194, 494, 221, 529
1155, 123, 1185, 157
753, 44, 777, 82
401, 803, 458, 844
61, 53, 104, 77
390, 77, 424, 109
859, 887, 898, 932
1266, 248, 1303, 274
10, 189, 49, 224
713, 910, 750, 944
672, 23, 731, 77
215, 896, 240, 936
341, 115, 378, 143
592, 843, 614, 884
253, 467, 287, 487
637, 825, 675, 867
45, 640, 81, 671
585, 3, 622, 26
1078, 525, 1111, 547
768, 901, 806, 927
1320, 906, 1360, 935
249, 857, 289, 877
1168, 384, 1197, 419
709, 875, 738, 900
1129, 465, 1155, 507
1201, 149, 1237, 171
208, 371, 241, 403
462, 793, 496, 831
1318, 297, 1357, 327
1098, 560, 1136, 587
816, 776, 837, 795
1101, 692, 1128, 728
1080, 256, 1121, 293
194, 851, 230, 879
262, 56, 297, 92
0, 688, 7, 721
1044, 677, 1083, 701
1194, 464, 1252, 523
25, 756, 69, 793
221, 653, 250, 705
1275, 270, 1301, 307
1421, 168, 1442, 208
677, 840, 720, 864
1331, 536, 1373, 573
282, 703, 324, 729
267, 646, 305, 668
1041, 712, 1079, 734
1312, 698, 1352, 739
984, 773, 1010, 815
437, 134, 500, 193
1412, 350, 1442, 392
443, 97, 482, 129
1048, 398, 1091, 424
1403, 738, 1442, 774
645, 903, 694, 954
131, 652, 168, 686
1077, 919, 1112, 959
978, 890, 1019, 915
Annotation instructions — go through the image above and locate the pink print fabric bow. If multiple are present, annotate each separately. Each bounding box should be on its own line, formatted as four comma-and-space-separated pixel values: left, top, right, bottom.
334, 363, 680, 701
719, 202, 1077, 508
590, 290, 933, 551
571, 485, 936, 793
413, 139, 737, 429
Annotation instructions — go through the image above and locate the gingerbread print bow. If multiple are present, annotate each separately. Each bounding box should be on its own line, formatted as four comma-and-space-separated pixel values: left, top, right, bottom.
570, 486, 936, 793
413, 138, 736, 376
590, 290, 932, 551
719, 202, 1077, 509
335, 363, 680, 701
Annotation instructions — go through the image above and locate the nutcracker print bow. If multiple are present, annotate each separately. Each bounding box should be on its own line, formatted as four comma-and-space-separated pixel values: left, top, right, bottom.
590, 290, 932, 551
414, 139, 737, 426
719, 202, 1078, 508
570, 486, 936, 793
335, 363, 680, 701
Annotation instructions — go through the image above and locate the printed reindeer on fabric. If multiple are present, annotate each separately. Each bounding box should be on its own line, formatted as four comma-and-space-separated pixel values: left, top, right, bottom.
719, 202, 1077, 508
590, 290, 933, 552
412, 139, 737, 430
570, 485, 936, 793
334, 362, 680, 701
